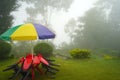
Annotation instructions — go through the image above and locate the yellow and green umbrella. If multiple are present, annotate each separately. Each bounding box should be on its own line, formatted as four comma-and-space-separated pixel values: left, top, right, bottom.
0, 23, 55, 41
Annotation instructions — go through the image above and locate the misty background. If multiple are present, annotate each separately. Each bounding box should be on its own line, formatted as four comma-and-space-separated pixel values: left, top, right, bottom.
0, 0, 120, 57
11, 0, 97, 45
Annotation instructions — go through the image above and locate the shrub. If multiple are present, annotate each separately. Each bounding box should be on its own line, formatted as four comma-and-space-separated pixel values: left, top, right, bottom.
34, 42, 53, 58
103, 55, 112, 60
69, 48, 91, 59
0, 40, 12, 59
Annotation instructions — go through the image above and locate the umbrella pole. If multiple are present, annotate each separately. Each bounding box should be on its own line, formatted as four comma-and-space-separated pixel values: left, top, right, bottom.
30, 41, 34, 59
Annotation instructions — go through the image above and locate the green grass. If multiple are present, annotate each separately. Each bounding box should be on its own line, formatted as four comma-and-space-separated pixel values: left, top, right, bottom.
54, 58, 120, 80
0, 58, 18, 80
1, 58, 120, 80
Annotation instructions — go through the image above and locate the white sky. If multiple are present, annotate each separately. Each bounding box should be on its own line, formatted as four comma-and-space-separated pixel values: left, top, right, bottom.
12, 0, 97, 46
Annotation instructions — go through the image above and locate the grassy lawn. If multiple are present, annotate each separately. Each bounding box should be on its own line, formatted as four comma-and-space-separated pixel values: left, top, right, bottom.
0, 58, 18, 80
0, 58, 120, 80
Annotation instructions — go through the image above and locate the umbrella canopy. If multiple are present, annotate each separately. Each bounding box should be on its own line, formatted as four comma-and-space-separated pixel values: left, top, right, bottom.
0, 23, 55, 41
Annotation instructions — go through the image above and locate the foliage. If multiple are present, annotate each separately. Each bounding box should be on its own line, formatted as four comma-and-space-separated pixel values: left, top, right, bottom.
69, 48, 91, 59
0, 0, 19, 34
103, 54, 112, 60
10, 41, 32, 58
34, 42, 53, 58
93, 48, 120, 58
0, 40, 12, 59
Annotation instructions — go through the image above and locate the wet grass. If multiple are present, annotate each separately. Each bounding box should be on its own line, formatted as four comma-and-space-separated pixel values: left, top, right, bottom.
0, 58, 120, 80
0, 58, 18, 80
54, 58, 120, 80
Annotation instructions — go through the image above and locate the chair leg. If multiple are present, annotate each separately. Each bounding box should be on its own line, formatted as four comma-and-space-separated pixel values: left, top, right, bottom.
32, 67, 35, 80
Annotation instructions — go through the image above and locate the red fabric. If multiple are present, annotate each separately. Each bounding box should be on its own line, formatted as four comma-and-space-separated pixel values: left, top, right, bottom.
33, 56, 40, 65
37, 54, 49, 65
16, 53, 50, 80
19, 53, 49, 72
23, 54, 32, 71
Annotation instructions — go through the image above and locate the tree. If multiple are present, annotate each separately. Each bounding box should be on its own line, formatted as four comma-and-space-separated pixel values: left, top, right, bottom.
65, 18, 77, 47
34, 42, 53, 58
0, 0, 19, 34
0, 40, 12, 59
67, 0, 120, 50
23, 0, 73, 26
76, 7, 111, 49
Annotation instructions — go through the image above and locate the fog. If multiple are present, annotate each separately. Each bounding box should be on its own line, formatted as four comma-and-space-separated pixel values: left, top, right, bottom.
11, 0, 97, 46
1, 0, 120, 53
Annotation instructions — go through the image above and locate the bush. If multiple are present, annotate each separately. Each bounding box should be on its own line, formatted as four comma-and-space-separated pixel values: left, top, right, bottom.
69, 48, 91, 59
34, 42, 53, 58
103, 54, 112, 60
0, 40, 12, 59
